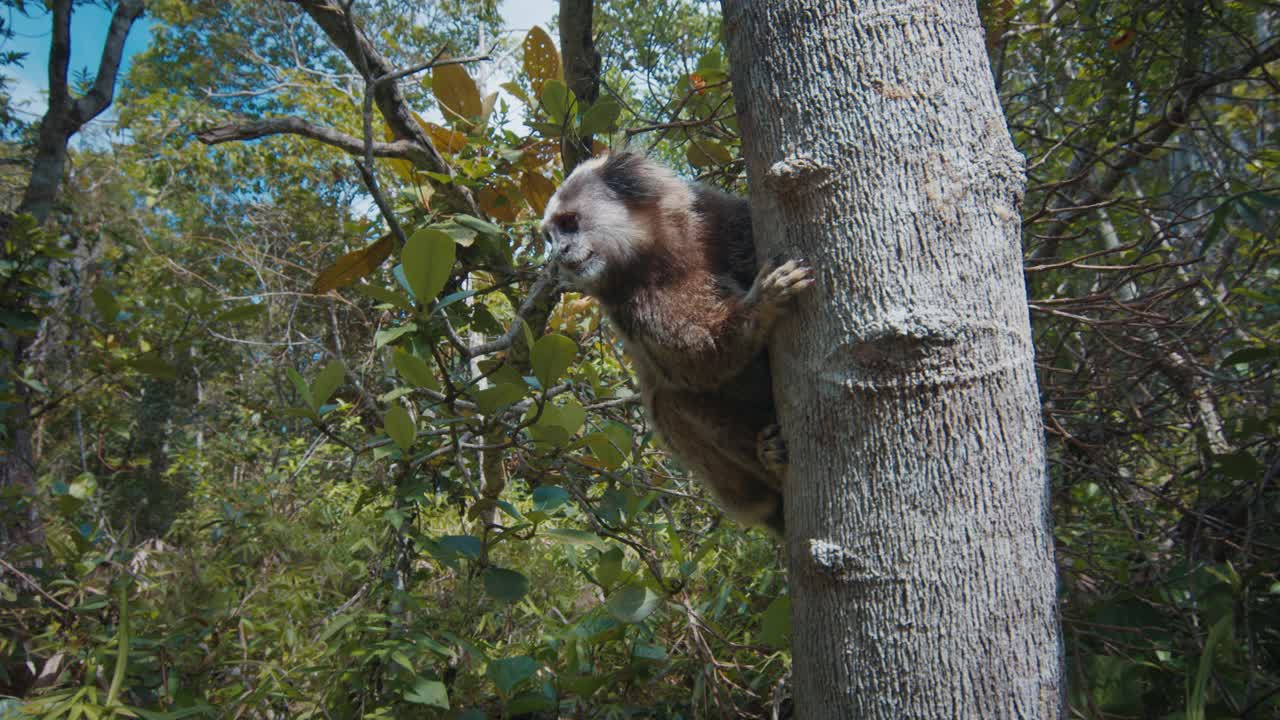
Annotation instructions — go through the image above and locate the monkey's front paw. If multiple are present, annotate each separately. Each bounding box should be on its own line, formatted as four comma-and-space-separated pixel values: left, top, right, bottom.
751, 257, 815, 308
757, 424, 788, 480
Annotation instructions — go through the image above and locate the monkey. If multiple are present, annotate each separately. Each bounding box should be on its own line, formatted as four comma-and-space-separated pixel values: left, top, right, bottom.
539, 152, 814, 534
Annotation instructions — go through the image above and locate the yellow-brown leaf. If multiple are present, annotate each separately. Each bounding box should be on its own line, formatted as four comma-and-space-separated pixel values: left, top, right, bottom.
478, 183, 522, 222
522, 26, 562, 95
521, 172, 556, 216
414, 113, 468, 154
433, 62, 482, 122
312, 234, 394, 293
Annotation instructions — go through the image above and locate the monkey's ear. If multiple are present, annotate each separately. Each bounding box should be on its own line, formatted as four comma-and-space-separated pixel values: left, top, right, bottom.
601, 152, 659, 203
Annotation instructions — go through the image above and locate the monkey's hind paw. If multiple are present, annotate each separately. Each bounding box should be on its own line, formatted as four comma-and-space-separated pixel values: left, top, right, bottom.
752, 257, 815, 308
757, 424, 788, 478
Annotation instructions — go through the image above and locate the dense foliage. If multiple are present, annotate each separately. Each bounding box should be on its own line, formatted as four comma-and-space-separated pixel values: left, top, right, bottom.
1, 0, 1276, 717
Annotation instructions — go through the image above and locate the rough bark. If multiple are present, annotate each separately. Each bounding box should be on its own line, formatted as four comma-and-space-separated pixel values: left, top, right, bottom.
721, 1, 1064, 717
559, 0, 601, 173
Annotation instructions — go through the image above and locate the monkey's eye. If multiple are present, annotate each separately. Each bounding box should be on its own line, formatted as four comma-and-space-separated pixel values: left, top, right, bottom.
554, 213, 579, 234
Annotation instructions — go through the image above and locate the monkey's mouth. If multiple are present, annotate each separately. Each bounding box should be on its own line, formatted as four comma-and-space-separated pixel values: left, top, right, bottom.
557, 251, 594, 273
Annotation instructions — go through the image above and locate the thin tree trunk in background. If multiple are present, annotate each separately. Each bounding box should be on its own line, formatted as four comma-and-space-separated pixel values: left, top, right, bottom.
559, 0, 601, 173
2, 0, 145, 549
721, 1, 1064, 716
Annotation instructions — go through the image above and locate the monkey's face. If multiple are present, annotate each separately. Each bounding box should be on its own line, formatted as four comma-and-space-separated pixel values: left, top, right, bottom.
541, 157, 648, 295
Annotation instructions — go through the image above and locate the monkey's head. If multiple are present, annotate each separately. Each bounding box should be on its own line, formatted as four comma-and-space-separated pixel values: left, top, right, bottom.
540, 152, 688, 295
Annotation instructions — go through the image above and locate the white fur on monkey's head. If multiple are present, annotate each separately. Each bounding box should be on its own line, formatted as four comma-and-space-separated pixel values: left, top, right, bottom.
540, 152, 688, 294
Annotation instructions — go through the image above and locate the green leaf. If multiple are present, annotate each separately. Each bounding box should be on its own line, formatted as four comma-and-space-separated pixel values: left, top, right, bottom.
311, 360, 346, 409
319, 614, 356, 642
392, 350, 440, 391
129, 354, 178, 380
760, 595, 791, 648
404, 678, 449, 708
531, 333, 577, 388
686, 139, 733, 168
544, 528, 605, 548
402, 228, 456, 305
1220, 346, 1277, 367
506, 690, 557, 714
384, 405, 415, 451
540, 79, 572, 124
214, 304, 266, 323
585, 431, 626, 469
374, 322, 418, 348
531, 486, 570, 513
527, 398, 586, 446
91, 286, 120, 323
453, 214, 503, 237
1188, 615, 1233, 720
579, 98, 621, 135
487, 655, 538, 696
483, 568, 530, 603
354, 282, 414, 311
437, 535, 482, 560
596, 546, 623, 588
475, 383, 528, 414
633, 643, 667, 661
605, 584, 660, 624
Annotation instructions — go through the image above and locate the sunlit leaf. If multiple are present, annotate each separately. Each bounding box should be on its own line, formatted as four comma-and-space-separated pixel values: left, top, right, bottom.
521, 172, 556, 216
413, 114, 468, 154
433, 62, 482, 122
522, 26, 561, 95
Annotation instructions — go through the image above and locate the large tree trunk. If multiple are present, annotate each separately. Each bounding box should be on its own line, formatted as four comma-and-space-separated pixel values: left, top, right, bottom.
721, 1, 1064, 717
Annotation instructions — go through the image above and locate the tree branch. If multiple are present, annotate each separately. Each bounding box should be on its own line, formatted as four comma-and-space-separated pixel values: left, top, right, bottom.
283, 1, 449, 174
1035, 37, 1280, 254
195, 116, 435, 167
46, 0, 72, 114
70, 0, 146, 127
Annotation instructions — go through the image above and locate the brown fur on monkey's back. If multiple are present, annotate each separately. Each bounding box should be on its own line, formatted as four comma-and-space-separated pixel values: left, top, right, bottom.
602, 183, 785, 526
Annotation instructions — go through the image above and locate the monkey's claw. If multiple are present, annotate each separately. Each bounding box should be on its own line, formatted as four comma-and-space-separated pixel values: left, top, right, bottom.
753, 258, 815, 307
757, 424, 788, 478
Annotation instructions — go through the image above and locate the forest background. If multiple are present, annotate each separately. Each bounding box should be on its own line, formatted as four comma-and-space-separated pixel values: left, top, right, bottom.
0, 0, 1276, 717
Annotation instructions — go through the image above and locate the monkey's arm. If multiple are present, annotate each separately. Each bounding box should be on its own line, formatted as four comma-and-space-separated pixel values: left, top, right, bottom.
650, 259, 813, 390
